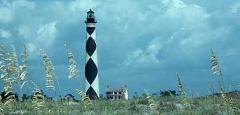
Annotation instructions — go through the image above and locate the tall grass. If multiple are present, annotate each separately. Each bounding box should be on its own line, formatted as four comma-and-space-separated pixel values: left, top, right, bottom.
64, 44, 79, 79
176, 74, 192, 109
39, 49, 55, 90
210, 49, 239, 115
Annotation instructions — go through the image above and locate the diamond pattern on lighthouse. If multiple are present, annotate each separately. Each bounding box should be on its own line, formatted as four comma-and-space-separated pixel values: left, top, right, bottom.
87, 27, 95, 35
85, 58, 98, 84
86, 86, 98, 99
86, 37, 96, 56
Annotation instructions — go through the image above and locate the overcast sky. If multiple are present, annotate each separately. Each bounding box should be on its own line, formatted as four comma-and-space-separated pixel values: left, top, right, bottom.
0, 0, 240, 97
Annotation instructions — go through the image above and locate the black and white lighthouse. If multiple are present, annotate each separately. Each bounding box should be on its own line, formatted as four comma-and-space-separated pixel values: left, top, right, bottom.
85, 9, 99, 99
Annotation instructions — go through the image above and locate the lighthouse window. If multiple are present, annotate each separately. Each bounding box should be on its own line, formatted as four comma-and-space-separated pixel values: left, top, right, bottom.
88, 13, 93, 18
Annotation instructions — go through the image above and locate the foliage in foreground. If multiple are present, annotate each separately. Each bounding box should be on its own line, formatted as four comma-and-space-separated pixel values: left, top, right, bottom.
0, 94, 239, 115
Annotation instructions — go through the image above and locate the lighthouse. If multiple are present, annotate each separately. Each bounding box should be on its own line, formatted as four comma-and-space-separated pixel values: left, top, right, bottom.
85, 9, 99, 99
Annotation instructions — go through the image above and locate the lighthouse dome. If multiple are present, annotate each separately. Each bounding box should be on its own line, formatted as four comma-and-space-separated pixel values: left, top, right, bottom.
85, 9, 97, 23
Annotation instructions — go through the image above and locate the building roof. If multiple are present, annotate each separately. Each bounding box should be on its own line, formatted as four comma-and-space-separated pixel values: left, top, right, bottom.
106, 87, 127, 92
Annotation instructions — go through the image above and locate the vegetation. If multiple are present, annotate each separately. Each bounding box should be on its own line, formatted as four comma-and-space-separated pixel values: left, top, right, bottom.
0, 93, 238, 115
0, 43, 239, 115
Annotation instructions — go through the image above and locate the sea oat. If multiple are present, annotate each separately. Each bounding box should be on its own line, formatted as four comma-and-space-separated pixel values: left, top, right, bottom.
39, 49, 55, 90
0, 45, 17, 106
18, 45, 27, 82
32, 89, 45, 110
143, 89, 160, 114
209, 49, 239, 114
64, 44, 79, 79
176, 74, 191, 108
0, 102, 3, 115
220, 88, 239, 115
75, 89, 92, 109
210, 49, 222, 76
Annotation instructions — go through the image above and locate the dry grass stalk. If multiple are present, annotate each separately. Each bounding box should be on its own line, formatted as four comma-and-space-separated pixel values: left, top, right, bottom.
0, 45, 18, 106
210, 49, 225, 89
220, 88, 239, 115
64, 44, 79, 79
18, 45, 27, 83
75, 89, 92, 108
32, 89, 45, 110
210, 49, 239, 114
144, 90, 159, 114
176, 74, 191, 108
39, 49, 55, 90
210, 49, 222, 76
0, 101, 3, 115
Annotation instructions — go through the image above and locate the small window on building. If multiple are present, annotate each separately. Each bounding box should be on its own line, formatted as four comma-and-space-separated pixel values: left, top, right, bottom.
106, 92, 112, 95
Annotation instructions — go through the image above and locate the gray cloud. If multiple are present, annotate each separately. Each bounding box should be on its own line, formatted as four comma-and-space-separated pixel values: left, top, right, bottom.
0, 0, 239, 97
0, 29, 11, 39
